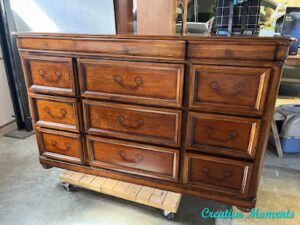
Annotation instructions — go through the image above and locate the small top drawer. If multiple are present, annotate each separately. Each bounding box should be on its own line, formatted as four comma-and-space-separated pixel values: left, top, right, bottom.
189, 65, 271, 116
187, 40, 278, 61
78, 59, 184, 107
21, 55, 76, 96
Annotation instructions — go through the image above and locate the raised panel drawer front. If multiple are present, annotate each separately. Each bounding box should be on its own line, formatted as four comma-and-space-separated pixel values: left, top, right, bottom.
30, 94, 81, 132
36, 127, 84, 164
186, 112, 261, 158
184, 153, 253, 197
78, 59, 184, 107
83, 100, 181, 147
21, 55, 76, 96
189, 65, 271, 116
87, 136, 179, 181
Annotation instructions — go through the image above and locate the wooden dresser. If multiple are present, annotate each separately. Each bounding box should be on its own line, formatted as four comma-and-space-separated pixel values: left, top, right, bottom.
16, 33, 291, 211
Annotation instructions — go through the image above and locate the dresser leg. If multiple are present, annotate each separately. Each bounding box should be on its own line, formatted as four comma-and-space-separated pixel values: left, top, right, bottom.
41, 163, 53, 169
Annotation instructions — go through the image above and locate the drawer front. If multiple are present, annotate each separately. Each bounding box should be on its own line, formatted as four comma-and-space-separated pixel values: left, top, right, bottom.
78, 59, 184, 107
21, 55, 76, 96
184, 153, 253, 197
30, 94, 81, 132
187, 40, 278, 61
189, 65, 270, 116
83, 100, 181, 147
87, 136, 179, 181
17, 38, 186, 60
186, 112, 260, 158
36, 127, 84, 164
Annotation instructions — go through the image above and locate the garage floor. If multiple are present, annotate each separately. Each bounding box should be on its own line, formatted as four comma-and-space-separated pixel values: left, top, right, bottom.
0, 123, 299, 225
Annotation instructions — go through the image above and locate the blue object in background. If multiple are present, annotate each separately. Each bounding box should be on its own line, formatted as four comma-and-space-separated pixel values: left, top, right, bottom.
275, 104, 300, 153
282, 7, 300, 55
233, 0, 248, 5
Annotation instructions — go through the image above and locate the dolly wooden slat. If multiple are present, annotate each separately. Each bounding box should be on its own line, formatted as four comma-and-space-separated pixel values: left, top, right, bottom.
89, 177, 108, 192
59, 170, 182, 213
123, 184, 142, 201
136, 186, 155, 205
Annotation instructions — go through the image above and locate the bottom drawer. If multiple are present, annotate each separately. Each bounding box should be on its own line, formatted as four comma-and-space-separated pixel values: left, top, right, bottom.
36, 127, 84, 164
86, 136, 179, 181
184, 153, 253, 197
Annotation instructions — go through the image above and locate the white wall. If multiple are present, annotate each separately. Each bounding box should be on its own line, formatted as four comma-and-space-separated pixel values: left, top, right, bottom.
0, 46, 14, 127
9, 0, 116, 34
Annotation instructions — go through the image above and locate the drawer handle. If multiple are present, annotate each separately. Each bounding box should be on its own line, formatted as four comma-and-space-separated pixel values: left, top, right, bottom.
118, 116, 144, 129
205, 126, 237, 142
113, 75, 143, 90
202, 167, 233, 182
39, 69, 63, 83
209, 81, 245, 96
44, 106, 67, 119
50, 140, 72, 151
119, 151, 144, 163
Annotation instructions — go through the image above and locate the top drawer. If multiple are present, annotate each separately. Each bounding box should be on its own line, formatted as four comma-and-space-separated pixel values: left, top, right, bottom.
21, 55, 76, 96
187, 40, 279, 61
78, 59, 184, 107
17, 38, 186, 61
189, 65, 271, 116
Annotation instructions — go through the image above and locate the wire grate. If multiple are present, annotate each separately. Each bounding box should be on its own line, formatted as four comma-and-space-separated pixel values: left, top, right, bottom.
215, 0, 261, 34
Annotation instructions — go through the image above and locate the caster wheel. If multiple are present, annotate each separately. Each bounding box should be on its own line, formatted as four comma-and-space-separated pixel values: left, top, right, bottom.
160, 210, 175, 220
41, 164, 52, 169
62, 182, 76, 192
237, 206, 251, 213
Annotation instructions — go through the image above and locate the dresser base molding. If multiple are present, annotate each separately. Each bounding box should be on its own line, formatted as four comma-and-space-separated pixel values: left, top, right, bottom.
39, 157, 256, 210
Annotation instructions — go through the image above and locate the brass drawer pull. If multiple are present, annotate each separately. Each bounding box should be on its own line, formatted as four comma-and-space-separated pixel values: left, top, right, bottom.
113, 75, 143, 90
202, 167, 233, 182
39, 69, 63, 83
209, 81, 245, 96
119, 151, 144, 163
118, 115, 144, 129
50, 140, 72, 151
205, 126, 237, 142
44, 106, 67, 119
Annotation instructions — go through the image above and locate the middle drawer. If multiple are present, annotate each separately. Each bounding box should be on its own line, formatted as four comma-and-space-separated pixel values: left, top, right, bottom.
83, 100, 182, 147
30, 93, 81, 132
186, 112, 261, 159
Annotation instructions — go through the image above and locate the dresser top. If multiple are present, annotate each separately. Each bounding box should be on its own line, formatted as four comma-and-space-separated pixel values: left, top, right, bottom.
14, 32, 292, 44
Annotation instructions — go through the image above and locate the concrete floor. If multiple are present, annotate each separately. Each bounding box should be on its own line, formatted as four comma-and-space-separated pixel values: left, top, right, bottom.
0, 123, 299, 225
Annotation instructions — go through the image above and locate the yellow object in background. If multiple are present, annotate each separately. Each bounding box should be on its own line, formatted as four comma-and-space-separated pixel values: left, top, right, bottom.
273, 0, 300, 7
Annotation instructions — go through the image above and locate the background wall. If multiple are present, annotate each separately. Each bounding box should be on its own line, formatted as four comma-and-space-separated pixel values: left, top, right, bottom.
0, 45, 14, 127
9, 0, 116, 34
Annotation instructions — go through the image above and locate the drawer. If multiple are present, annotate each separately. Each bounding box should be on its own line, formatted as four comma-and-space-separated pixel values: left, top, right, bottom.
87, 136, 179, 181
186, 112, 260, 158
17, 38, 186, 60
83, 100, 181, 147
189, 65, 270, 116
184, 153, 253, 197
78, 59, 184, 107
21, 55, 76, 96
30, 94, 81, 132
36, 127, 84, 164
187, 40, 278, 61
